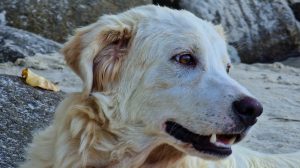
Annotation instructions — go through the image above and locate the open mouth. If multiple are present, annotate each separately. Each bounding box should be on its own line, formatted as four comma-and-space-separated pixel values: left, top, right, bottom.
165, 121, 246, 157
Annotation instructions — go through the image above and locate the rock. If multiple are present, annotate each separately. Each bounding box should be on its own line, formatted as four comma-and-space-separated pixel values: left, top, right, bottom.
227, 45, 241, 63
0, 11, 6, 26
282, 55, 300, 68
291, 3, 300, 21
0, 75, 65, 168
0, 26, 62, 63
0, 0, 151, 42
288, 0, 300, 4
153, 0, 181, 9
155, 0, 300, 63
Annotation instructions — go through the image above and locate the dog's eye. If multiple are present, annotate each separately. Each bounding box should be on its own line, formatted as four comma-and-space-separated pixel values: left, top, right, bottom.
226, 63, 231, 73
172, 54, 197, 67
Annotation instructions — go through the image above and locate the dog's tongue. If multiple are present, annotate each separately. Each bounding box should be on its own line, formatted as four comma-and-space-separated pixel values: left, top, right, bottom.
216, 135, 233, 145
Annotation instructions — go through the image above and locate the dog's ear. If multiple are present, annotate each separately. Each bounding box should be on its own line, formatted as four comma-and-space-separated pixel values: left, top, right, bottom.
61, 15, 134, 94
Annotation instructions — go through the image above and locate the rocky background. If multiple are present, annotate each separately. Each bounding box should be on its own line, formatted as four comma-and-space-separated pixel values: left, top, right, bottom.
0, 0, 300, 167
0, 75, 64, 167
154, 0, 300, 63
0, 26, 61, 63
0, 0, 299, 63
0, 0, 151, 42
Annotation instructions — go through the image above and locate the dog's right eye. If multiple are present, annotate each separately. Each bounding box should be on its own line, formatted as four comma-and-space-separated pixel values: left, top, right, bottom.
172, 54, 197, 67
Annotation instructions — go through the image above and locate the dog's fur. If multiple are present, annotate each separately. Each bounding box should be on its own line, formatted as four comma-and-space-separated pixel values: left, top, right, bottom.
20, 5, 300, 168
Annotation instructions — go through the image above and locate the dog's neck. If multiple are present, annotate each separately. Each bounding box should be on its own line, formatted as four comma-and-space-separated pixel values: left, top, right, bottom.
91, 126, 185, 168
70, 94, 186, 167
105, 142, 185, 168
141, 144, 186, 167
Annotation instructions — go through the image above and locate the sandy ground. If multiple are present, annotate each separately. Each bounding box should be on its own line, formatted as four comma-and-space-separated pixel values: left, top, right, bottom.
232, 63, 300, 153
0, 54, 299, 154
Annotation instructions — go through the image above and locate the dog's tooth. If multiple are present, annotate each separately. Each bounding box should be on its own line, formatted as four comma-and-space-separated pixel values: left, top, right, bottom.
210, 134, 217, 143
228, 137, 236, 145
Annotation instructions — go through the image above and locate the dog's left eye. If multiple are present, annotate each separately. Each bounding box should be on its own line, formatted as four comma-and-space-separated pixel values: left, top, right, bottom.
172, 54, 197, 67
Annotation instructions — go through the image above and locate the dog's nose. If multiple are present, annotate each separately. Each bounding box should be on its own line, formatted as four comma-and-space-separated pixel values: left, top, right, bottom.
233, 97, 263, 126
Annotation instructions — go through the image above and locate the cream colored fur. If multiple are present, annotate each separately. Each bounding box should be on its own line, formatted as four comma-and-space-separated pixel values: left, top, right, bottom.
20, 5, 300, 168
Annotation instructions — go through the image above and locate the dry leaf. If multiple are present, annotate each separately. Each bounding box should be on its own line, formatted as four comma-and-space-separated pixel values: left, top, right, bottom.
21, 68, 60, 92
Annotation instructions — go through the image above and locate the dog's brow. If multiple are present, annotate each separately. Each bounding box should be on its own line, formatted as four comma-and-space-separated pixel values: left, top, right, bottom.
171, 45, 199, 56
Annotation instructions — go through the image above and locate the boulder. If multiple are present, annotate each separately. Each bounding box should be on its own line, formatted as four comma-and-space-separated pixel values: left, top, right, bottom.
153, 0, 181, 9
0, 0, 151, 42
0, 11, 6, 26
154, 0, 300, 63
0, 75, 64, 168
0, 26, 61, 63
291, 3, 300, 21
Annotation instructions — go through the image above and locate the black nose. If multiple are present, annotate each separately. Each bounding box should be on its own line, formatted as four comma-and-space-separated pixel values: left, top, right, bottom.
233, 97, 263, 126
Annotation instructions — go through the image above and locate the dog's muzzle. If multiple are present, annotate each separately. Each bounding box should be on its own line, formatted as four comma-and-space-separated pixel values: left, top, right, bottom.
165, 121, 248, 157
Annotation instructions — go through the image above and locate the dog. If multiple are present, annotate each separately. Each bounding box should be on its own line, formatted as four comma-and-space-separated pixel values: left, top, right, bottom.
20, 5, 300, 168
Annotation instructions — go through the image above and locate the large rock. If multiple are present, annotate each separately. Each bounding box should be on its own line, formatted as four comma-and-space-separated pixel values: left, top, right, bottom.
0, 75, 64, 168
155, 0, 300, 63
291, 3, 300, 21
0, 0, 151, 42
0, 26, 61, 63
0, 11, 6, 26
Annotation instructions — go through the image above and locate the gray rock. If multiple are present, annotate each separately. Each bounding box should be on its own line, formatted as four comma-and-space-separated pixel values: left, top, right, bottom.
0, 11, 6, 26
227, 45, 241, 63
0, 0, 151, 42
291, 3, 300, 21
0, 26, 62, 63
155, 0, 300, 63
0, 75, 64, 168
288, 0, 300, 3
153, 0, 181, 9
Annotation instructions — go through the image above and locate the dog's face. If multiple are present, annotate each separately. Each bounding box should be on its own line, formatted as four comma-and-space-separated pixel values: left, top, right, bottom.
63, 5, 263, 160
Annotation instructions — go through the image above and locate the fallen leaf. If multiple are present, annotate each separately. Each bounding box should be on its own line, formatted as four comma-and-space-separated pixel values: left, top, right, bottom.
21, 68, 60, 92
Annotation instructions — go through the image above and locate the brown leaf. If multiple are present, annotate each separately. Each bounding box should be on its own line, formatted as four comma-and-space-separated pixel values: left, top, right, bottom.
21, 68, 60, 92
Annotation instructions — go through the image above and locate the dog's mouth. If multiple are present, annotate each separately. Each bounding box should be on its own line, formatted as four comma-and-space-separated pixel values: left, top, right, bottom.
165, 121, 247, 157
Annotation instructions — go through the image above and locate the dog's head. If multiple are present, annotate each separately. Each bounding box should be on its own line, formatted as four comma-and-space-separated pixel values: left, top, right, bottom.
62, 5, 263, 160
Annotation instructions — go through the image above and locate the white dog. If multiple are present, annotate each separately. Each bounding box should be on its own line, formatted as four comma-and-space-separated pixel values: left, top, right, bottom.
21, 5, 300, 168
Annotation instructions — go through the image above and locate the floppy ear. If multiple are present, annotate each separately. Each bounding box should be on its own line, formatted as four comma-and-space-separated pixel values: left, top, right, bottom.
61, 15, 134, 95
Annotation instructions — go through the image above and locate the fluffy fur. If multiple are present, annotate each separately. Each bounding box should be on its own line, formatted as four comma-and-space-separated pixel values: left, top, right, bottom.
20, 5, 300, 168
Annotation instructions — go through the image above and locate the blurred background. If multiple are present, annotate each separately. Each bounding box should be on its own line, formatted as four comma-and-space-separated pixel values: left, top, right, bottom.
0, 1, 299, 168
1, 0, 300, 63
